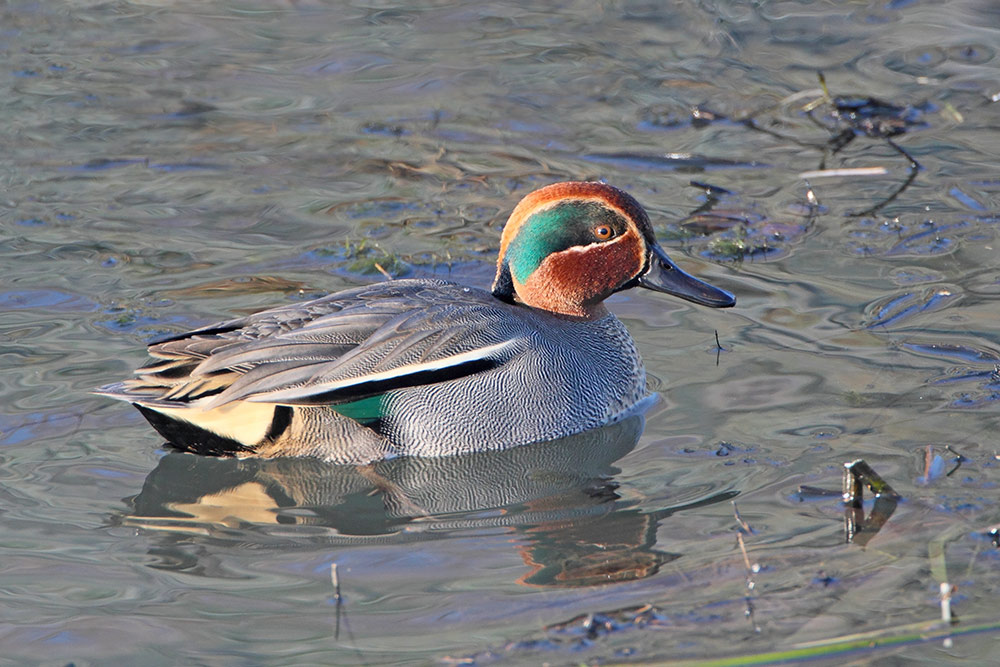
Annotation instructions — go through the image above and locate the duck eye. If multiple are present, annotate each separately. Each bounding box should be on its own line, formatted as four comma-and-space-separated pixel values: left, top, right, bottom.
593, 225, 614, 240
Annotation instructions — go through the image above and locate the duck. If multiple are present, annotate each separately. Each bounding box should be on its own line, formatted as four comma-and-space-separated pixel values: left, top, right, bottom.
97, 181, 735, 463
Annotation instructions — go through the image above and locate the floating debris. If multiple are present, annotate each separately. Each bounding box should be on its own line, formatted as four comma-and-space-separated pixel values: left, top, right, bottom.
672, 182, 813, 263
308, 239, 410, 277
798, 166, 889, 179
582, 151, 766, 171
863, 287, 961, 329
842, 459, 900, 546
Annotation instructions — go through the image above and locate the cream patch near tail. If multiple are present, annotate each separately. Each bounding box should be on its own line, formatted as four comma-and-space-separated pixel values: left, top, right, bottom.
143, 400, 278, 446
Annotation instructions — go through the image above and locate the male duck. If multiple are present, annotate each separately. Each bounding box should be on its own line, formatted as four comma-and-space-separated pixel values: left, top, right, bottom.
98, 182, 735, 463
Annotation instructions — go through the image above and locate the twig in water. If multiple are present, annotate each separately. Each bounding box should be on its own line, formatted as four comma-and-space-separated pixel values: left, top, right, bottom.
805, 184, 819, 208
846, 138, 920, 217
733, 500, 752, 534
737, 532, 753, 572
690, 180, 734, 196
798, 167, 889, 179
681, 180, 732, 221
843, 459, 900, 502
331, 563, 342, 639
923, 445, 937, 483
735, 511, 761, 633
842, 459, 900, 546
330, 562, 364, 660
940, 582, 955, 624
940, 582, 957, 649
944, 445, 966, 477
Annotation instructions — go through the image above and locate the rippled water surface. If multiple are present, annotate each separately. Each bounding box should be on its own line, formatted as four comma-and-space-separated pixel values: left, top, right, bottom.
3, 1, 999, 664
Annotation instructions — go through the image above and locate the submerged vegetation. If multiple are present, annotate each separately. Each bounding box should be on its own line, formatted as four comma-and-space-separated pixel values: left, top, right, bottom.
310, 239, 410, 277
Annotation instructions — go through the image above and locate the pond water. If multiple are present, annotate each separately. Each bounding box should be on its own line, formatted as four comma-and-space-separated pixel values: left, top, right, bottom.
2, 0, 999, 664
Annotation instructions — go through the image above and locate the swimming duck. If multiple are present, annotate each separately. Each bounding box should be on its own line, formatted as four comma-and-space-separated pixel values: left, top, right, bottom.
97, 181, 735, 463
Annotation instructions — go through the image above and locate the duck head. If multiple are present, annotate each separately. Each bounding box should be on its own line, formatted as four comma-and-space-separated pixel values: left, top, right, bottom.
492, 181, 736, 318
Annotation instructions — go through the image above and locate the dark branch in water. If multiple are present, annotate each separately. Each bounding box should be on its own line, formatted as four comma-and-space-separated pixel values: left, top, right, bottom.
846, 138, 922, 217
681, 72, 927, 217
842, 459, 900, 547
944, 445, 967, 477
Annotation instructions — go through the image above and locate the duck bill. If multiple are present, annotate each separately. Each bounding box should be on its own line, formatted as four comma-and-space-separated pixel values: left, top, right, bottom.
638, 245, 735, 308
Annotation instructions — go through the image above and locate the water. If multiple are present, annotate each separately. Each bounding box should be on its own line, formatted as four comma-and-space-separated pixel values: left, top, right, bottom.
2, 0, 999, 663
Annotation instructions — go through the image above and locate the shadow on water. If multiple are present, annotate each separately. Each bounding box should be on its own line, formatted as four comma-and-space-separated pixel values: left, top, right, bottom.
116, 415, 737, 588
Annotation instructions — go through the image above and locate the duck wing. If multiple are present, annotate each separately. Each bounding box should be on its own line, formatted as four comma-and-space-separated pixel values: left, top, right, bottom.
106, 280, 527, 409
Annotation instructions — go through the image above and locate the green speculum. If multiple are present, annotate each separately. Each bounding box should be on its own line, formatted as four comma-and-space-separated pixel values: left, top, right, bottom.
330, 394, 385, 424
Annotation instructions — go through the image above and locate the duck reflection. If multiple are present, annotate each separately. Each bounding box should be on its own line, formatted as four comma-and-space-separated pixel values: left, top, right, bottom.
121, 415, 737, 587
